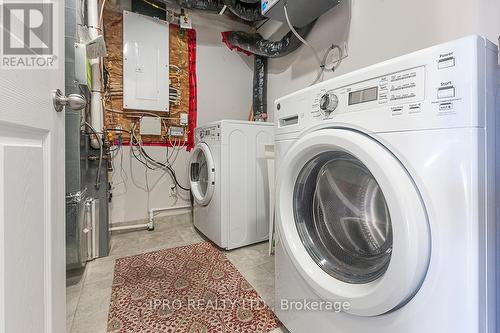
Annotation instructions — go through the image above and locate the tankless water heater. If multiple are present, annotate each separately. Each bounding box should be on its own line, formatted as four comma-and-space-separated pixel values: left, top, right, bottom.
261, 0, 340, 28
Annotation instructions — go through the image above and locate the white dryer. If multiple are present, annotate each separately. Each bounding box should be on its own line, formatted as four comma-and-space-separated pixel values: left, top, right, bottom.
189, 120, 274, 250
274, 35, 499, 332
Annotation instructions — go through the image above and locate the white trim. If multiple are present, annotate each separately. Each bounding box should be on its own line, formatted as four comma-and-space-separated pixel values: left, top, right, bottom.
0, 145, 4, 333
43, 134, 52, 333
276, 128, 431, 316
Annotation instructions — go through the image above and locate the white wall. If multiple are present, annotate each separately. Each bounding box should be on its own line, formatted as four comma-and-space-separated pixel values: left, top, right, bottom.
110, 13, 254, 224
265, 0, 500, 119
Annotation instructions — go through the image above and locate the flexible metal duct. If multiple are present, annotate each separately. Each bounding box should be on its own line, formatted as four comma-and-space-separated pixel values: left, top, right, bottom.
222, 0, 263, 22
223, 20, 316, 58
177, 0, 224, 12
175, 0, 262, 21
253, 55, 267, 120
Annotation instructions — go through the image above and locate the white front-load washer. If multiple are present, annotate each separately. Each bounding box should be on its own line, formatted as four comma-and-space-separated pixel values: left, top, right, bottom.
274, 35, 499, 332
190, 120, 274, 250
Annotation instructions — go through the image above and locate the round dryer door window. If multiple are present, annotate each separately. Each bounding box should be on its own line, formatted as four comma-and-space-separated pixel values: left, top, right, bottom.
189, 143, 215, 206
277, 128, 431, 317
294, 151, 393, 284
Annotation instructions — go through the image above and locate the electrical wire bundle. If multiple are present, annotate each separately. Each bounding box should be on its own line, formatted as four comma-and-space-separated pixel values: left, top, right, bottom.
169, 65, 183, 105
129, 122, 190, 191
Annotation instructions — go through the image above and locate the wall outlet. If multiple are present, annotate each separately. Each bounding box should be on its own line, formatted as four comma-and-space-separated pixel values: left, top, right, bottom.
180, 113, 188, 125
169, 184, 177, 197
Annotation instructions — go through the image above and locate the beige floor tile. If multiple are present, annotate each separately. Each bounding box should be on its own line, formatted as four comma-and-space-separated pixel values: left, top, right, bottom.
226, 242, 273, 272
109, 229, 186, 257
84, 256, 116, 286
71, 310, 109, 333
74, 279, 112, 318
240, 266, 275, 300
259, 259, 276, 275
66, 284, 82, 333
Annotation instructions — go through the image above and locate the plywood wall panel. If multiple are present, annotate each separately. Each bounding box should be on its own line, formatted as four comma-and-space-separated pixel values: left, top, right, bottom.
103, 7, 190, 143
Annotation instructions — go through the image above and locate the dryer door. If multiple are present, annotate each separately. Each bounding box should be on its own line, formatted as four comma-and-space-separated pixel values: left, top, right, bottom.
277, 128, 430, 317
189, 143, 216, 206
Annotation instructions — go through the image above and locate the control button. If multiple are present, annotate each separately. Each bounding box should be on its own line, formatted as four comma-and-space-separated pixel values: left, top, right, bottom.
438, 86, 455, 99
439, 102, 453, 111
408, 104, 421, 114
391, 106, 403, 115
319, 93, 339, 114
438, 57, 455, 69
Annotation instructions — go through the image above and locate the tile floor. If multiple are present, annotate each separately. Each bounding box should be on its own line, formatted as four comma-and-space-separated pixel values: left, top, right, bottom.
67, 213, 289, 333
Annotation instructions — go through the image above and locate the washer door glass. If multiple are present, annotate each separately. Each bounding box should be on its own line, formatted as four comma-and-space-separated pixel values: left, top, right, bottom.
191, 151, 209, 196
294, 151, 393, 284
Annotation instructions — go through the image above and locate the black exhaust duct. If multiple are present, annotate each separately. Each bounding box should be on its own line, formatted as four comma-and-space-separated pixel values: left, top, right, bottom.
223, 20, 316, 58
253, 55, 267, 121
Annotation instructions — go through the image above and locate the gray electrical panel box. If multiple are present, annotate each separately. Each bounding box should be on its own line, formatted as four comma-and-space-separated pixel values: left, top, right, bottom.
261, 0, 340, 28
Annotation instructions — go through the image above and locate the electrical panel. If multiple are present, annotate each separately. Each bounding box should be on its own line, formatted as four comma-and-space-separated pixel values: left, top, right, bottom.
261, 0, 340, 28
123, 11, 170, 112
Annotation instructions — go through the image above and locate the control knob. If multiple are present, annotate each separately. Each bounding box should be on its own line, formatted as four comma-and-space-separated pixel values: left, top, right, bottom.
319, 93, 339, 115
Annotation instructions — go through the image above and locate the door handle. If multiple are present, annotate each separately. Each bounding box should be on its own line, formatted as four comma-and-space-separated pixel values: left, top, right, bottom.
52, 89, 87, 112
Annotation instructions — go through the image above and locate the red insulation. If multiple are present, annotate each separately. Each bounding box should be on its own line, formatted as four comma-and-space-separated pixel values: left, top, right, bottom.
187, 28, 198, 151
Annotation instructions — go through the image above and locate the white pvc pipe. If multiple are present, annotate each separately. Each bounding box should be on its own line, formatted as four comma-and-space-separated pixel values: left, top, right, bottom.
109, 224, 150, 232
109, 205, 192, 233
87, 0, 103, 149
148, 205, 192, 229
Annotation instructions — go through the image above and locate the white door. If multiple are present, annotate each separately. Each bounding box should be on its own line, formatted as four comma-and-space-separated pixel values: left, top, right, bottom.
0, 1, 66, 332
189, 142, 216, 206
277, 128, 431, 317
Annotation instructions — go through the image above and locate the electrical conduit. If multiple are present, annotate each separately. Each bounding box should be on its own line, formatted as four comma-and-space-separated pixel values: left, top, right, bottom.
87, 0, 104, 149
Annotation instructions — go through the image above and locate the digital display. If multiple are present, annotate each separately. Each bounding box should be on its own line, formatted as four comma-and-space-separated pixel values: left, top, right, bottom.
349, 87, 378, 105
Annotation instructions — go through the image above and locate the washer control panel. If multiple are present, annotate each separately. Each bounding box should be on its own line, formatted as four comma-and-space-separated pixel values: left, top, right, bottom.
312, 66, 425, 119
276, 36, 496, 134
196, 125, 220, 141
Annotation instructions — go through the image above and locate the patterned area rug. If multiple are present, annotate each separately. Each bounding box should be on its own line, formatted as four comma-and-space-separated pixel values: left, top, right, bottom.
107, 242, 281, 332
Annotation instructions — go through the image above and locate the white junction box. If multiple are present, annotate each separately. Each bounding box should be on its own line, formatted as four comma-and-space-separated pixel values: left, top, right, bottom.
140, 117, 162, 136
168, 126, 185, 137
123, 11, 169, 112
74, 43, 89, 86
